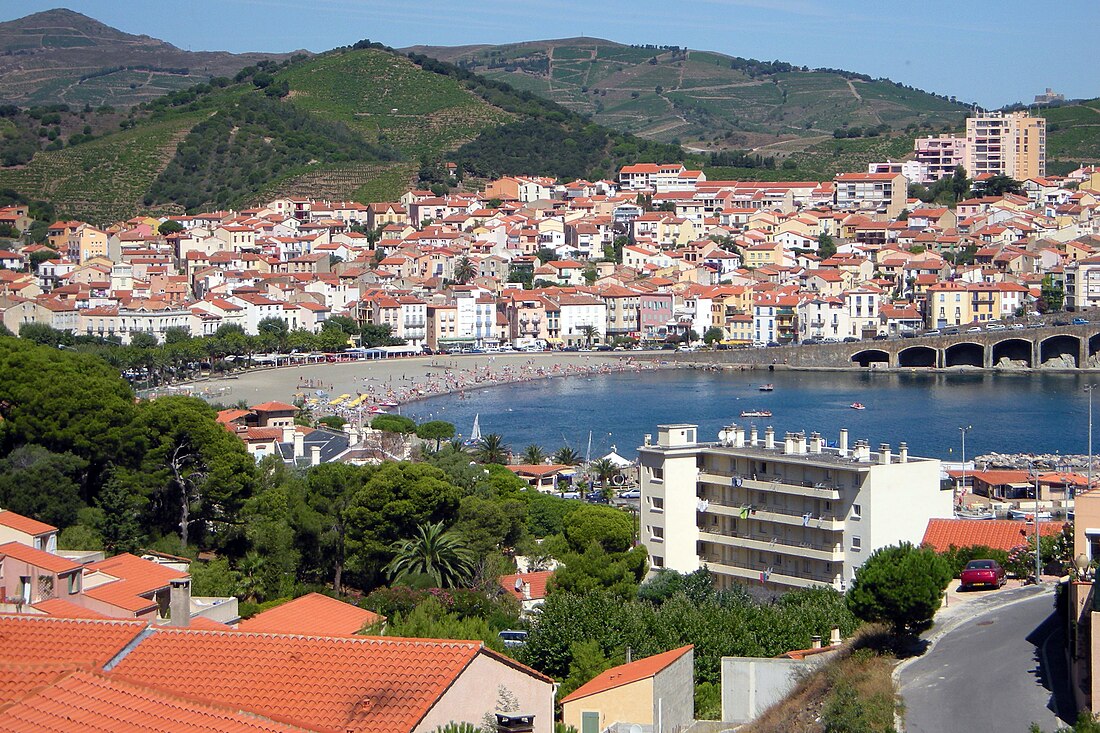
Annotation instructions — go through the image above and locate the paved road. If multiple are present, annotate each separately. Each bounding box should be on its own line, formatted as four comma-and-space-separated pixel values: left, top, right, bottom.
898, 588, 1075, 733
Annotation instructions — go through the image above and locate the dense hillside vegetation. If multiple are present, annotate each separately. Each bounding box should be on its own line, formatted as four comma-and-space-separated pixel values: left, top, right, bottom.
405, 38, 969, 152
0, 35, 686, 221
1031, 98, 1100, 173
0, 9, 299, 108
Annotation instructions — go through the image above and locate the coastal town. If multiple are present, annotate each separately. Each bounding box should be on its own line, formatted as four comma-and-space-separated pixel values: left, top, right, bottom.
2, 109, 1097, 354
4, 5, 1100, 732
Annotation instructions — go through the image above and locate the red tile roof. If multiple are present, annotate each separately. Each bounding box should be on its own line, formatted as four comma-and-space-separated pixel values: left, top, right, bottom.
921, 519, 1066, 553
0, 616, 147, 668
236, 593, 381, 636
0, 510, 56, 537
251, 401, 297, 412
83, 553, 188, 614
0, 663, 76, 705
560, 645, 693, 703
0, 670, 315, 732
110, 630, 485, 733
499, 571, 553, 602
0, 542, 80, 575
31, 598, 110, 620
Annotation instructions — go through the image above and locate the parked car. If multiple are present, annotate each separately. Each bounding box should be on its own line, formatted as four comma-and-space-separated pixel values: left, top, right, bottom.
498, 630, 529, 648
872, 334, 889, 341
843, 336, 860, 343
966, 326, 982, 333
1054, 319, 1071, 326
802, 338, 821, 345
619, 488, 641, 499
586, 491, 610, 504
1011, 323, 1026, 330
924, 329, 941, 336
985, 324, 1006, 331
1074, 317, 1090, 325
944, 327, 960, 335
960, 559, 1006, 590
596, 344, 614, 352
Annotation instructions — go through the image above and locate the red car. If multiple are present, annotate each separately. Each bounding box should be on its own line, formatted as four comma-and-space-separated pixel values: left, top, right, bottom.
960, 559, 1006, 590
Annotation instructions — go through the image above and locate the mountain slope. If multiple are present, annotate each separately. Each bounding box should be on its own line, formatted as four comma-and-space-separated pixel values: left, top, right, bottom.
405, 39, 969, 151
0, 8, 302, 108
1039, 98, 1100, 172
0, 40, 681, 222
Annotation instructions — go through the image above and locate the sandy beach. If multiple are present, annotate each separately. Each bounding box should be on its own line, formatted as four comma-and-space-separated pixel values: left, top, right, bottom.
172, 352, 671, 417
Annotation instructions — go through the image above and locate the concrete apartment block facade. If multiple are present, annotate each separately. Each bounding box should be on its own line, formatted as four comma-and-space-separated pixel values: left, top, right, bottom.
914, 135, 967, 182
638, 423, 952, 592
965, 111, 1046, 181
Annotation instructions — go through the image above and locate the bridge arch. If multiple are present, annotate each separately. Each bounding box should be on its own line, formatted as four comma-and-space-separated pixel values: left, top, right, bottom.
1088, 333, 1100, 368
851, 349, 890, 368
991, 338, 1032, 368
1040, 334, 1080, 367
898, 345, 937, 368
944, 342, 984, 368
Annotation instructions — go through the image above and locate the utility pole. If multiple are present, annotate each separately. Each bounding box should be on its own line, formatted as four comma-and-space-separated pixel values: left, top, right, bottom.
1086, 385, 1095, 501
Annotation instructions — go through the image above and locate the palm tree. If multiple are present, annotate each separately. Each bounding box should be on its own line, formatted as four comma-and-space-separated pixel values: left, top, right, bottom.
384, 521, 475, 588
476, 433, 509, 464
580, 324, 597, 348
553, 446, 581, 466
590, 457, 619, 494
522, 444, 546, 465
454, 256, 477, 285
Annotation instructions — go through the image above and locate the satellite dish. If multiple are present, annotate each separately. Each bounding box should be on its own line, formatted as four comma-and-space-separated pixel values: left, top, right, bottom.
630, 725, 643, 733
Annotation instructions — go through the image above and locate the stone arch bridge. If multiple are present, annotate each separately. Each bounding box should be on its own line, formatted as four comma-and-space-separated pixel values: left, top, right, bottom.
678, 324, 1100, 370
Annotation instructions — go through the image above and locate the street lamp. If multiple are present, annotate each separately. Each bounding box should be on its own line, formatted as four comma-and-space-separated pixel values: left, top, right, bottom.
1085, 385, 1096, 502
959, 425, 972, 506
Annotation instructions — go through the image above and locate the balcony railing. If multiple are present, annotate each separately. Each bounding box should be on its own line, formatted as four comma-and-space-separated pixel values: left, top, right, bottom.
699, 530, 844, 561
698, 471, 843, 500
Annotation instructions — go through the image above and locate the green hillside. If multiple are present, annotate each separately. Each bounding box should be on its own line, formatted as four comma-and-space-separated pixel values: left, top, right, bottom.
1039, 98, 1100, 173
405, 39, 969, 152
0, 42, 681, 223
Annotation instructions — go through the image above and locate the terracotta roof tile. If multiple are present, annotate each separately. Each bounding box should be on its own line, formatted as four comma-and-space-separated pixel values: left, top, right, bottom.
0, 511, 56, 537
560, 645, 693, 703
30, 598, 110, 620
111, 629, 484, 733
83, 553, 188, 613
921, 519, 1065, 553
0, 542, 79, 575
0, 663, 76, 705
236, 594, 381, 637
498, 571, 553, 602
0, 616, 147, 668
0, 670, 315, 732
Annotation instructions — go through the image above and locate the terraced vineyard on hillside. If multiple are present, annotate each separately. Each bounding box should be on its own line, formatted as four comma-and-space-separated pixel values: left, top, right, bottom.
407, 39, 968, 152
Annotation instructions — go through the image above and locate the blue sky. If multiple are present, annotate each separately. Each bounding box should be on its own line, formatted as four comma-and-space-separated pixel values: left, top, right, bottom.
7, 1, 1097, 107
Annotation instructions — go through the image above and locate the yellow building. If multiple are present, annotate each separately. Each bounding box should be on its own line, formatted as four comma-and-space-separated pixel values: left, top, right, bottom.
561, 646, 694, 733
67, 225, 109, 264
927, 281, 972, 327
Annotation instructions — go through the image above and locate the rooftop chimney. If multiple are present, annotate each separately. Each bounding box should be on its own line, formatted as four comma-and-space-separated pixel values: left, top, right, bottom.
811, 635, 822, 650
784, 432, 795, 454
855, 440, 871, 462
734, 425, 746, 448
282, 425, 296, 443
830, 627, 842, 647
879, 443, 891, 465
749, 426, 758, 447
839, 429, 849, 457
168, 578, 191, 627
310, 445, 321, 466
810, 432, 823, 454
293, 431, 305, 459
644, 434, 652, 446
796, 432, 807, 454
899, 442, 909, 463
765, 427, 775, 450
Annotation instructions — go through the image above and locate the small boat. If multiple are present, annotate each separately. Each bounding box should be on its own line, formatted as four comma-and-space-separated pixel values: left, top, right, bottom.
463, 413, 483, 446
1008, 509, 1053, 521
380, 401, 399, 408
954, 509, 995, 520
759, 384, 774, 392
849, 402, 866, 410
740, 409, 772, 418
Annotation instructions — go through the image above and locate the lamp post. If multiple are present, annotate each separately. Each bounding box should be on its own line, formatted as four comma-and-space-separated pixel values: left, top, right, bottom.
1086, 385, 1095, 501
1028, 460, 1041, 584
959, 425, 973, 506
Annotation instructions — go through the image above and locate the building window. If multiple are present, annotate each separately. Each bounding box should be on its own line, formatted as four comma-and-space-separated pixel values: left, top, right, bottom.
851, 536, 862, 551
851, 504, 861, 519
652, 555, 664, 568
650, 466, 664, 481
650, 496, 664, 512
68, 573, 80, 595
652, 526, 664, 541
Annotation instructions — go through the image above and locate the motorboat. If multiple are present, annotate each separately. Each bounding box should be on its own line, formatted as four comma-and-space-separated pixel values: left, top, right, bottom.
849, 402, 866, 410
740, 409, 772, 418
758, 384, 774, 392
1008, 508, 1053, 521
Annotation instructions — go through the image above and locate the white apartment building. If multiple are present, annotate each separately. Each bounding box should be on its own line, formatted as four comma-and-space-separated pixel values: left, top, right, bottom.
638, 423, 951, 592
556, 294, 607, 346
454, 287, 497, 346
1064, 256, 1100, 312
913, 135, 967, 182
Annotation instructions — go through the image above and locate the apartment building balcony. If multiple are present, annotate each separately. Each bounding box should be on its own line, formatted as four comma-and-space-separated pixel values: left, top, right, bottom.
700, 556, 841, 589
697, 471, 842, 500
700, 495, 845, 531
699, 530, 844, 562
